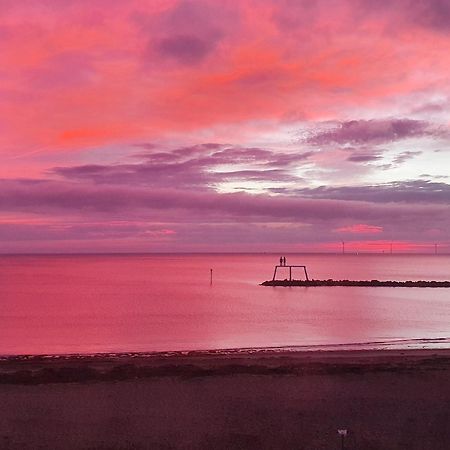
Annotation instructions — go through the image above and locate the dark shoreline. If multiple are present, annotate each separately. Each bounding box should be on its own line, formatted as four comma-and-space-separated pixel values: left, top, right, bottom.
1, 348, 450, 385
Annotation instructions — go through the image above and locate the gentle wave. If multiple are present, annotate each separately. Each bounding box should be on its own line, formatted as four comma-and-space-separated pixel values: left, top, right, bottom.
2, 337, 450, 361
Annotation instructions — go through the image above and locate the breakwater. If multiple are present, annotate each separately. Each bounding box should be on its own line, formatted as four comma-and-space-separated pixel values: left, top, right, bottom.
261, 279, 450, 287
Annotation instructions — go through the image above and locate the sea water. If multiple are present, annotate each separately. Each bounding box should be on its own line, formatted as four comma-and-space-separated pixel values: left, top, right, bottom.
0, 253, 449, 355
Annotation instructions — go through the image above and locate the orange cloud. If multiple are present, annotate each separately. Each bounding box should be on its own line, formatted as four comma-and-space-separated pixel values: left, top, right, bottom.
0, 0, 449, 156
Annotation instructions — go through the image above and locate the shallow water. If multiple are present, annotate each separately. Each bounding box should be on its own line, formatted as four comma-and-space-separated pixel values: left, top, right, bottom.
0, 253, 449, 355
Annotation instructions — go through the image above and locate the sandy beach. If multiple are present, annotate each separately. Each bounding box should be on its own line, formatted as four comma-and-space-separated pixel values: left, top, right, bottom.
0, 348, 449, 449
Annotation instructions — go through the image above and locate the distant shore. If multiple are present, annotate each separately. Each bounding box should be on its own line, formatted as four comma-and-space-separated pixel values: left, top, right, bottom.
1, 348, 450, 449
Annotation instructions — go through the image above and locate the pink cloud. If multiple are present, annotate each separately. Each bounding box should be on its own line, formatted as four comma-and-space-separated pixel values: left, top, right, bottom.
0, 0, 449, 154
318, 240, 442, 254
0, 167, 449, 252
335, 224, 383, 234
1, 1, 449, 251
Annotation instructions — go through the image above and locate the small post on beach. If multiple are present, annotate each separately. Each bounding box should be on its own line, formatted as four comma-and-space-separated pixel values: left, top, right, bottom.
337, 429, 347, 450
210, 268, 213, 285
289, 266, 292, 281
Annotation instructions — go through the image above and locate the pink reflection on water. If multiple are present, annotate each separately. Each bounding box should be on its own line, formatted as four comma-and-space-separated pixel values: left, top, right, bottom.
0, 254, 449, 355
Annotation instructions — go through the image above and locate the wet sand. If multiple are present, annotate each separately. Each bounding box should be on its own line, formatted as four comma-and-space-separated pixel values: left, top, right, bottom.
0, 349, 449, 449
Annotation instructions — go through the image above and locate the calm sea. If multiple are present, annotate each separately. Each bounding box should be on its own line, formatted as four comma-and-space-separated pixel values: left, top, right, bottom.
0, 253, 449, 355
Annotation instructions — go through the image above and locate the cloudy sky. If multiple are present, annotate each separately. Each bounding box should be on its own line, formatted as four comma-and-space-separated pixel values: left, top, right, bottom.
1, 0, 449, 252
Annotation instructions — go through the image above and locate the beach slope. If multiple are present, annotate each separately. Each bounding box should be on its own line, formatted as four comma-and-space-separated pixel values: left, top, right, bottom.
0, 349, 449, 449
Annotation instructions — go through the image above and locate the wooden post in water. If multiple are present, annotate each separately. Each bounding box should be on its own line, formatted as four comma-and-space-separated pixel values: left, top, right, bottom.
210, 268, 213, 285
304, 266, 309, 281
272, 264, 309, 282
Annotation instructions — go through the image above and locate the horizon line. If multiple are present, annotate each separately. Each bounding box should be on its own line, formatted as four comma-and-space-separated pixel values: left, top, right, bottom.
0, 251, 449, 256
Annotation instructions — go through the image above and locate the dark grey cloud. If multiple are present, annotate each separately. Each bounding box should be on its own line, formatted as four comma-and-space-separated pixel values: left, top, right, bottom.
420, 173, 449, 180
139, 0, 238, 65
214, 169, 298, 182
346, 150, 383, 162
283, 180, 450, 204
52, 144, 313, 188
412, 101, 448, 115
155, 34, 217, 64
357, 0, 450, 33
0, 178, 447, 227
133, 142, 156, 150
392, 150, 422, 165
1, 174, 449, 248
408, 0, 450, 32
306, 119, 436, 146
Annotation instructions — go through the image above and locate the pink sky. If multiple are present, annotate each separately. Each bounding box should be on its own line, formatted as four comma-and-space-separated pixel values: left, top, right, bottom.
1, 0, 449, 252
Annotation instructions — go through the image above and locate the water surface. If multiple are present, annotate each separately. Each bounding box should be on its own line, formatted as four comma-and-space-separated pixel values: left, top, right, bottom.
0, 254, 449, 355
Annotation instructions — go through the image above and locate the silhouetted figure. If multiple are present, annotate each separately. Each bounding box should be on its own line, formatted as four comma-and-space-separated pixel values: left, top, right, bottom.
280, 256, 283, 266
283, 256, 286, 266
